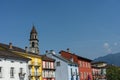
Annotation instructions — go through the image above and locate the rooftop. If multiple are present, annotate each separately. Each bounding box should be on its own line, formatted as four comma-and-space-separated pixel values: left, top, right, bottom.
60, 50, 92, 62
0, 43, 30, 61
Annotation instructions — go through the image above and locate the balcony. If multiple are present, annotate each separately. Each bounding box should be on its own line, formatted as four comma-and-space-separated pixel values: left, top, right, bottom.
29, 72, 35, 77
28, 61, 34, 66
29, 61, 41, 67
35, 72, 41, 77
72, 72, 75, 76
29, 72, 41, 77
19, 72, 26, 79
77, 73, 80, 76
34, 62, 41, 67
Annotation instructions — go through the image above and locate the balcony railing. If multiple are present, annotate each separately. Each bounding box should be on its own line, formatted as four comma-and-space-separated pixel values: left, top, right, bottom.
35, 72, 41, 77
29, 61, 41, 67
29, 72, 35, 77
72, 72, 75, 76
19, 72, 26, 78
28, 61, 34, 66
29, 72, 41, 77
34, 62, 41, 67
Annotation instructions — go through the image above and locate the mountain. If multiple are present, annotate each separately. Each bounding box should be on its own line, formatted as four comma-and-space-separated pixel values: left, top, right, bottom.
94, 52, 120, 66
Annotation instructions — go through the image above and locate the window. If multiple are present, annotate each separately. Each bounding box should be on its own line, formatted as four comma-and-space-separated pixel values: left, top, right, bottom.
11, 61, 14, 63
75, 69, 78, 80
43, 61, 45, 68
42, 70, 45, 77
51, 62, 54, 69
83, 62, 84, 67
56, 61, 60, 66
20, 62, 23, 64
71, 68, 73, 80
35, 35, 37, 39
85, 62, 86, 67
81, 72, 83, 79
10, 67, 14, 78
80, 61, 82, 67
71, 68, 72, 76
32, 42, 35, 47
84, 72, 87, 79
48, 62, 51, 69
20, 68, 23, 73
0, 67, 2, 78
45, 62, 49, 68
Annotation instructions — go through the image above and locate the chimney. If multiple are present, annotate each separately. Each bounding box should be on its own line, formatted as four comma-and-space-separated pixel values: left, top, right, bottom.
46, 50, 48, 54
67, 48, 70, 52
50, 50, 56, 54
70, 57, 74, 62
25, 46, 28, 53
9, 43, 12, 49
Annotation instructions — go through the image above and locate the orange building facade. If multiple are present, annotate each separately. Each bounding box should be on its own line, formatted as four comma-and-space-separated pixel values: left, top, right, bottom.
60, 50, 93, 80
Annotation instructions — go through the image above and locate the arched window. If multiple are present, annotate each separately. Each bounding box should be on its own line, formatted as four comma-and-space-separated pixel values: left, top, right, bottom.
32, 42, 35, 47
35, 35, 36, 39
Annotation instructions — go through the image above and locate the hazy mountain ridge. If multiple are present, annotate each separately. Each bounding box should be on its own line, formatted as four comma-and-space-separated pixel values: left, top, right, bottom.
94, 52, 120, 66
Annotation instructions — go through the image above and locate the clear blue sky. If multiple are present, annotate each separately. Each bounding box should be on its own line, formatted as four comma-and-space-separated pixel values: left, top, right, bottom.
0, 0, 120, 59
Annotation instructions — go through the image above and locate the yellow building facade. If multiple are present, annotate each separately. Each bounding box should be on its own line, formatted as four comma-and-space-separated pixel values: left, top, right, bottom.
13, 51, 42, 80
13, 26, 42, 80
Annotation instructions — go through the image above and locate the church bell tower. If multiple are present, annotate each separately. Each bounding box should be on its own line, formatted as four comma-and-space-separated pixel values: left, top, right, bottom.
29, 25, 39, 54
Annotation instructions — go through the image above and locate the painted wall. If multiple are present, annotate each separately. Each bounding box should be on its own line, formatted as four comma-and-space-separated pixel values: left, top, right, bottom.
0, 58, 28, 80
47, 54, 68, 80
42, 61, 55, 80
60, 51, 93, 80
46, 53, 79, 80
78, 60, 92, 80
27, 56, 42, 80
68, 65, 79, 80
13, 51, 42, 80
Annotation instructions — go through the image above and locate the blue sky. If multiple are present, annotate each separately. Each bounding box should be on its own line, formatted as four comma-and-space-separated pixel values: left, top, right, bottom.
0, 0, 120, 59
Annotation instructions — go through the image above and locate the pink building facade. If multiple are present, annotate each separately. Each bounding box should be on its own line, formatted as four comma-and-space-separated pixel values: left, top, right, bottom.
42, 55, 55, 80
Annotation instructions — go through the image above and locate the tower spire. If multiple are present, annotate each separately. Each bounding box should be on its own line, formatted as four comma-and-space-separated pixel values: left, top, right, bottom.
29, 25, 39, 54
30, 25, 37, 34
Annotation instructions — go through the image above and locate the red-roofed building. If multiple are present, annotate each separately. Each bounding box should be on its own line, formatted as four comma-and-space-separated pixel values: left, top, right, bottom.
60, 50, 93, 80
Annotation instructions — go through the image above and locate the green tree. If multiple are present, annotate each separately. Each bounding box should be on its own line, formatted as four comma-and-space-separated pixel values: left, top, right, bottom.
106, 65, 120, 80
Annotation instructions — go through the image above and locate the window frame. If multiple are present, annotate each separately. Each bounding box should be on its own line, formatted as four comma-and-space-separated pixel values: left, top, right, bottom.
10, 67, 14, 78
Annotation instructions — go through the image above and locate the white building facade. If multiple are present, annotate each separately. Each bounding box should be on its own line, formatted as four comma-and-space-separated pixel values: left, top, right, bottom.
46, 50, 79, 80
0, 58, 29, 80
0, 43, 30, 80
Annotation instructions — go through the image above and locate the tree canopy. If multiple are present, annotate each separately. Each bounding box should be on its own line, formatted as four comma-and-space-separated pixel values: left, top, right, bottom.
106, 65, 120, 80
